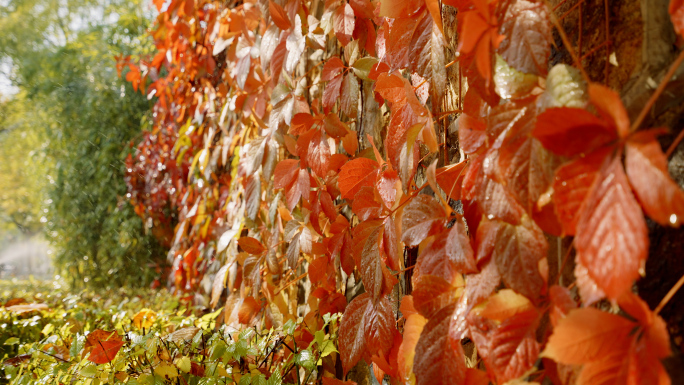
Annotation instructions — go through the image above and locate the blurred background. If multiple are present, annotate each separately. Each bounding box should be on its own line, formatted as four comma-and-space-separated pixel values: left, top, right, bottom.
0, 0, 166, 286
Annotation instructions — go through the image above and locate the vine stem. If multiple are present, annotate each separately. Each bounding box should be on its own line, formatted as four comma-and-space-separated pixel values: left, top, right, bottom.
553, 239, 574, 286
655, 273, 684, 315
665, 127, 684, 158
543, 0, 590, 84
274, 272, 308, 296
630, 49, 684, 133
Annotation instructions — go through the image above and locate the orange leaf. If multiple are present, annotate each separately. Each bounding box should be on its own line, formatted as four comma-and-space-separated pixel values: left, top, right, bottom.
238, 296, 261, 324
238, 237, 266, 255
544, 299, 671, 385
338, 157, 379, 200
479, 289, 534, 322
379, 0, 422, 18
397, 312, 427, 382
269, 0, 292, 30
84, 330, 125, 364
544, 308, 633, 365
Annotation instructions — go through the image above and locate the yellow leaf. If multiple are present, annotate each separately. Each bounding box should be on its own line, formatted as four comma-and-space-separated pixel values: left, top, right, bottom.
175, 356, 191, 373
154, 362, 178, 379
132, 308, 157, 329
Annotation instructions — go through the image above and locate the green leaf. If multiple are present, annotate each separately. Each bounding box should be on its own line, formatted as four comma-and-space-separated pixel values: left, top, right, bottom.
351, 57, 379, 80
4, 337, 20, 345
239, 373, 252, 385
295, 349, 316, 370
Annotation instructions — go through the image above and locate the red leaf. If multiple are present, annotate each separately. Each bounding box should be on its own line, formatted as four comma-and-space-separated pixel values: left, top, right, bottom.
400, 194, 447, 247
274, 159, 300, 189
238, 237, 266, 255
309, 256, 328, 285
625, 134, 684, 227
238, 296, 261, 324
340, 72, 359, 118
479, 216, 548, 301
457, 6, 504, 84
323, 74, 344, 114
153, 0, 165, 12
498, 0, 551, 76
545, 294, 672, 385
575, 154, 648, 299
285, 168, 311, 210
349, 0, 374, 19
338, 294, 396, 373
435, 160, 467, 201
462, 154, 527, 225
379, 0, 422, 18
413, 304, 467, 385
409, 13, 447, 100
464, 368, 490, 385
458, 114, 487, 155
269, 0, 292, 30
498, 108, 561, 213
322, 57, 345, 81
306, 130, 331, 177
574, 262, 606, 306
485, 309, 541, 384
339, 157, 379, 200
544, 308, 634, 365
333, 3, 355, 46
383, 216, 401, 271
549, 285, 577, 327
84, 330, 125, 364
376, 169, 400, 208
589, 84, 630, 139
352, 219, 384, 267
552, 148, 611, 235
412, 275, 459, 318
415, 222, 477, 282
671, 0, 684, 37
360, 224, 398, 300
533, 107, 617, 157
464, 259, 501, 308
386, 17, 419, 70
352, 187, 383, 221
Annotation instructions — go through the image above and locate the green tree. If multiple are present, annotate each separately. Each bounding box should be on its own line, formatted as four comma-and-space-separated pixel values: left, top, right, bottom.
0, 94, 49, 235
0, 0, 167, 287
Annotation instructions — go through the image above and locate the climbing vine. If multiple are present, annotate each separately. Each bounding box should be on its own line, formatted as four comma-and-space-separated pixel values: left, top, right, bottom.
120, 0, 684, 383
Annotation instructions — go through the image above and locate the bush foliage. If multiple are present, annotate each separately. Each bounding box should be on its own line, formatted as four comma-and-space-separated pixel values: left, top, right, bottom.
1, 280, 340, 384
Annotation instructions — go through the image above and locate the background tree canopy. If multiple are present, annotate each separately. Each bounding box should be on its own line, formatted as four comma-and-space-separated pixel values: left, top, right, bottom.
0, 0, 166, 287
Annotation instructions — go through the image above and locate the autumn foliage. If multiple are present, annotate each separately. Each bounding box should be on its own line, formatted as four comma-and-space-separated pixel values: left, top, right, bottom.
120, 0, 684, 383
